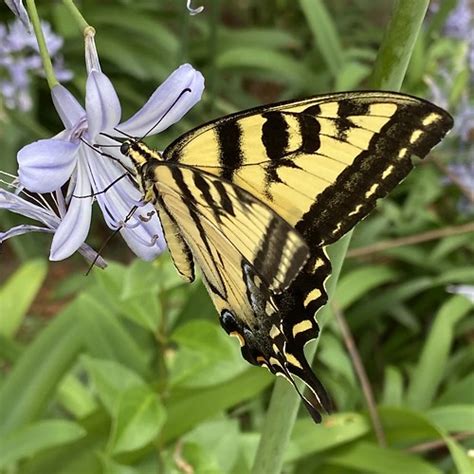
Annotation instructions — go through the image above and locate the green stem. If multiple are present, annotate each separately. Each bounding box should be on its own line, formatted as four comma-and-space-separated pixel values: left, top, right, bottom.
251, 1, 430, 473
62, 0, 90, 32
25, 0, 58, 89
251, 235, 351, 474
370, 0, 430, 90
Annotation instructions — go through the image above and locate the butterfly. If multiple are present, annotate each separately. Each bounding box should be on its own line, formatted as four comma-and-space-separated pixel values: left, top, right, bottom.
120, 91, 453, 422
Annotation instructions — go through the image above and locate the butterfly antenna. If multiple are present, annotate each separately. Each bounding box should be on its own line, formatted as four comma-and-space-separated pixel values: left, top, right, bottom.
85, 205, 139, 275
138, 87, 192, 141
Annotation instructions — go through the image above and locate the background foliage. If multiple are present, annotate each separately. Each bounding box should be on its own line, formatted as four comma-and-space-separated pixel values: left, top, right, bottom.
0, 1, 473, 473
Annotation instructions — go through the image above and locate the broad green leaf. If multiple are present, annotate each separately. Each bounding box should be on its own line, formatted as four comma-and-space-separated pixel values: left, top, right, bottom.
335, 266, 399, 309
335, 61, 371, 90
163, 368, 272, 442
162, 442, 222, 474
121, 260, 161, 299
87, 7, 179, 55
286, 414, 370, 462
318, 333, 356, 388
108, 385, 166, 454
220, 28, 300, 50
99, 455, 140, 474
0, 420, 86, 468
216, 47, 317, 88
0, 306, 84, 435
184, 419, 240, 473
379, 406, 440, 446
57, 373, 97, 419
406, 296, 472, 410
327, 441, 442, 474
426, 405, 474, 433
76, 293, 151, 377
0, 259, 47, 337
299, 0, 344, 76
380, 406, 472, 474
81, 356, 146, 414
436, 374, 474, 405
170, 320, 246, 388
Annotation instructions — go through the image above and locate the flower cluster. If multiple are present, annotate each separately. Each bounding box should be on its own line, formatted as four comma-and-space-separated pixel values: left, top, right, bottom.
0, 18, 72, 111
1, 26, 204, 267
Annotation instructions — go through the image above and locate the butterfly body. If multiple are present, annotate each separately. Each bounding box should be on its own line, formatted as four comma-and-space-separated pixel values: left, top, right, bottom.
121, 91, 453, 422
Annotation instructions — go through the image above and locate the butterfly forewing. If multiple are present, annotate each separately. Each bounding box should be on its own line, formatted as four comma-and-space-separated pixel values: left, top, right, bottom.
164, 91, 453, 246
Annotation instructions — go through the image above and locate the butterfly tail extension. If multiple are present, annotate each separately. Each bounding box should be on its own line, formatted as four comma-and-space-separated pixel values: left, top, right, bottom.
267, 350, 330, 423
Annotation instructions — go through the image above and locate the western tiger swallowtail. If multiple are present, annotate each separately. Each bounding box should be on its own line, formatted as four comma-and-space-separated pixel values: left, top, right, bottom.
120, 91, 453, 422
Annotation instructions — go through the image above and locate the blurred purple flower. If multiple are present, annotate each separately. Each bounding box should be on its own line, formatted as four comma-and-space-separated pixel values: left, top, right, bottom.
0, 177, 106, 268
444, 0, 474, 72
4, 0, 30, 31
0, 18, 72, 111
16, 35, 204, 262
445, 0, 472, 40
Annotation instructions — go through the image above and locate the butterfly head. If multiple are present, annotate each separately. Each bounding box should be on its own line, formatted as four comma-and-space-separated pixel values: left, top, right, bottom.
120, 140, 163, 168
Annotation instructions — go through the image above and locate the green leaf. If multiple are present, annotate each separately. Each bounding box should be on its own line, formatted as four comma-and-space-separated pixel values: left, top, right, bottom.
406, 296, 472, 410
327, 441, 442, 474
81, 356, 146, 415
379, 406, 472, 474
286, 414, 370, 462
335, 266, 399, 309
76, 293, 151, 377
382, 366, 404, 406
0, 259, 47, 337
56, 373, 97, 419
219, 28, 300, 51
335, 61, 371, 90
216, 47, 317, 88
184, 419, 240, 473
444, 437, 474, 474
299, 0, 344, 76
426, 405, 474, 433
436, 374, 474, 405
0, 305, 84, 435
108, 385, 166, 454
99, 455, 140, 474
0, 420, 86, 468
170, 320, 246, 388
163, 368, 272, 442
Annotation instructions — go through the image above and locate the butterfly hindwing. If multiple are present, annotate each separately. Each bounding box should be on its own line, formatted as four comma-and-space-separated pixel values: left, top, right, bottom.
144, 162, 309, 329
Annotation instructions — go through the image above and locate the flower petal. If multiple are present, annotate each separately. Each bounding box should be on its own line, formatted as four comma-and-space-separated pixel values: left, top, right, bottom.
81, 147, 165, 259
51, 85, 85, 129
17, 139, 80, 193
50, 157, 92, 260
118, 63, 204, 136
4, 0, 31, 31
86, 70, 121, 139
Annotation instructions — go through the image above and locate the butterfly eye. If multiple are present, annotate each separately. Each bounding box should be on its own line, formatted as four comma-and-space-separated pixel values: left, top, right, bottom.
120, 141, 131, 155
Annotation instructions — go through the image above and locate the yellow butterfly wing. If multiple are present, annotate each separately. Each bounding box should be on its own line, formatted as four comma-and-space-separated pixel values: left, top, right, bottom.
156, 91, 453, 421
164, 91, 453, 246
147, 162, 309, 330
